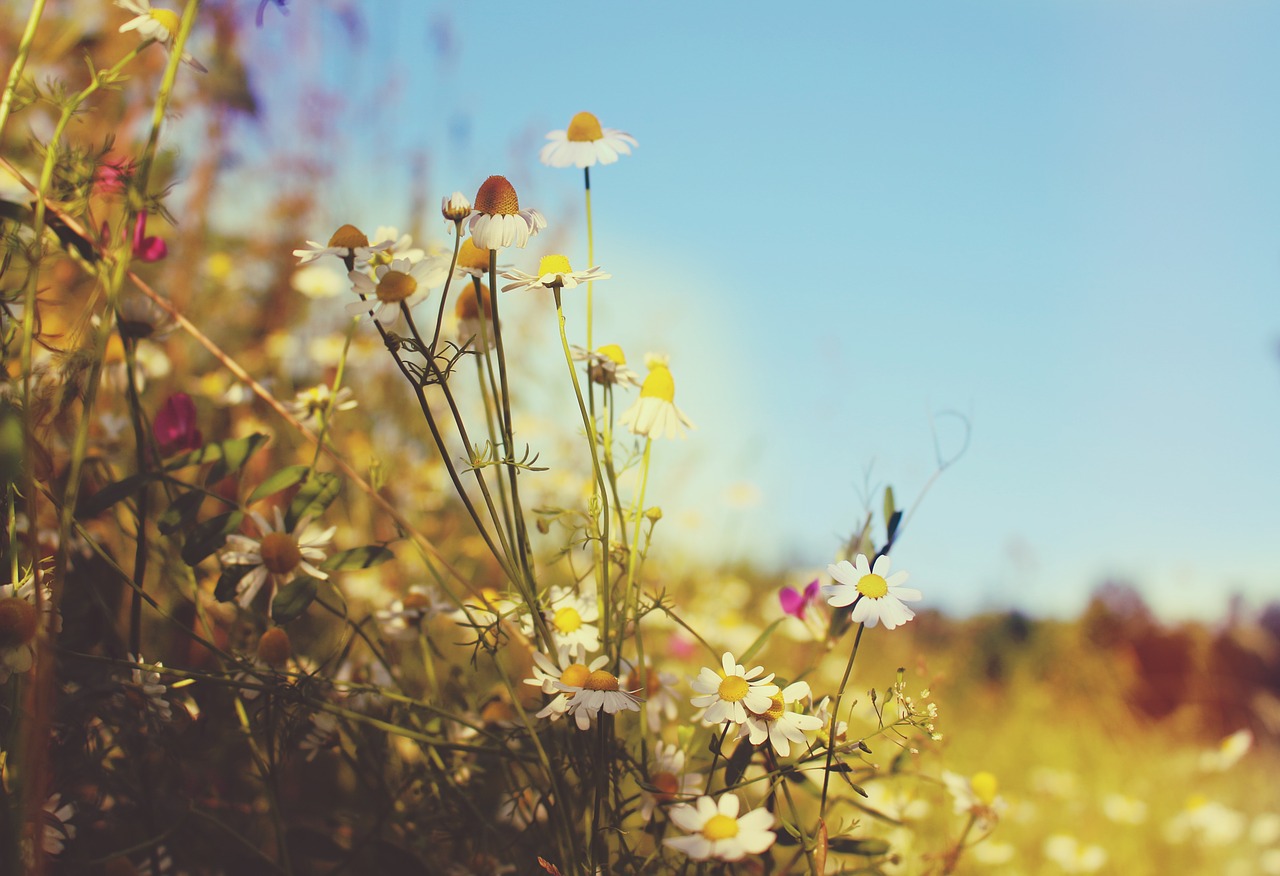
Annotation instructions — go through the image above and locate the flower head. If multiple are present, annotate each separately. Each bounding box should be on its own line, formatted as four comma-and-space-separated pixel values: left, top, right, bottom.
500, 255, 610, 293
293, 224, 390, 270
524, 585, 600, 658
115, 0, 206, 71
468, 176, 546, 250
442, 191, 472, 224
942, 770, 1007, 829
739, 680, 824, 757
219, 507, 335, 609
456, 281, 495, 350
526, 650, 610, 723
376, 585, 458, 641
822, 553, 921, 630
618, 355, 695, 440
689, 651, 779, 727
571, 343, 641, 388
124, 653, 172, 723
153, 392, 202, 456
555, 664, 642, 730
663, 793, 776, 862
0, 569, 59, 684
347, 257, 433, 326
287, 384, 357, 428
540, 112, 638, 169
640, 741, 703, 822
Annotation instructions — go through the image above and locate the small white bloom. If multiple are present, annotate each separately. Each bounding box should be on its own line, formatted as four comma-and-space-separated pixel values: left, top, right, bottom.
368, 226, 426, 265
125, 654, 172, 723
618, 354, 694, 440
376, 585, 458, 641
219, 507, 335, 609
942, 770, 1006, 829
1101, 792, 1148, 825
468, 176, 545, 251
346, 257, 434, 326
41, 793, 75, 857
529, 651, 607, 725
1043, 834, 1107, 873
442, 191, 472, 224
822, 554, 922, 630
526, 585, 601, 659
499, 254, 610, 294
739, 679, 824, 758
1164, 795, 1246, 846
287, 383, 357, 428
663, 793, 776, 862
622, 659, 681, 732
1199, 728, 1252, 772
291, 262, 348, 299
115, 0, 206, 71
540, 111, 637, 169
555, 665, 642, 731
689, 651, 779, 727
640, 741, 703, 822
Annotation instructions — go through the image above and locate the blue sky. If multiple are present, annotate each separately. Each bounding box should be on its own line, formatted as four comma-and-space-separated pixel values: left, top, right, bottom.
225, 0, 1280, 618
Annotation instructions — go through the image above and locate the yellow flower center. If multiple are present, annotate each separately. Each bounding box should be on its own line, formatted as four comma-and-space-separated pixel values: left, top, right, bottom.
717, 675, 749, 702
560, 663, 591, 688
327, 224, 369, 250
256, 627, 292, 666
597, 344, 626, 365
566, 111, 604, 142
651, 771, 680, 802
640, 365, 676, 403
552, 606, 583, 633
148, 8, 179, 37
0, 597, 38, 648
259, 531, 302, 576
455, 283, 492, 320
701, 814, 739, 841
376, 270, 417, 303
584, 669, 619, 691
538, 254, 573, 277
971, 772, 999, 806
474, 176, 520, 216
457, 237, 489, 272
750, 694, 786, 722
857, 573, 888, 599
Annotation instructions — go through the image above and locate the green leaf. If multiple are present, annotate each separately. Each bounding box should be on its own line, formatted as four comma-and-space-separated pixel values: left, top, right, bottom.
215, 564, 256, 603
157, 490, 204, 535
164, 432, 267, 472
320, 545, 393, 572
78, 472, 157, 518
205, 433, 270, 485
724, 738, 755, 787
739, 617, 784, 666
181, 511, 243, 566
885, 510, 903, 545
248, 465, 311, 504
286, 472, 340, 529
828, 837, 891, 857
271, 576, 318, 624
882, 486, 895, 534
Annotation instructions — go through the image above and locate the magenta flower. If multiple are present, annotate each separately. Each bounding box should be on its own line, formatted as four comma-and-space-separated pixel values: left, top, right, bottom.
154, 393, 202, 456
779, 579, 820, 619
131, 212, 168, 262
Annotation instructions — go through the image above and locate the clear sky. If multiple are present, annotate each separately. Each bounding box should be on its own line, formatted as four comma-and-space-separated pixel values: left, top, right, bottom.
221, 0, 1280, 619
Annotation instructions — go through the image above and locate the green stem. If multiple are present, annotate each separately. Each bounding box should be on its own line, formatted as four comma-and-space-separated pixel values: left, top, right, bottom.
583, 166, 594, 350
820, 618, 866, 818
0, 0, 48, 142
622, 438, 652, 660
306, 318, 357, 474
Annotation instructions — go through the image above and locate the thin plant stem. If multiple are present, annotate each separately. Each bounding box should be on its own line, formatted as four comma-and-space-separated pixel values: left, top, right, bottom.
583, 167, 594, 350
622, 438, 652, 660
306, 317, 358, 474
820, 618, 866, 818
0, 0, 48, 141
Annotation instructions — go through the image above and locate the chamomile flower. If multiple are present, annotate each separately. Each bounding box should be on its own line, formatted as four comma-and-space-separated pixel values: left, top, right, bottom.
571, 344, 641, 388
540, 111, 637, 169
286, 384, 357, 428
622, 659, 681, 732
640, 741, 703, 822
367, 226, 426, 266
376, 585, 458, 641
528, 585, 601, 658
555, 665, 642, 730
690, 651, 779, 727
41, 793, 75, 857
822, 553, 922, 630
618, 354, 695, 440
739, 679, 824, 757
115, 0, 206, 71
442, 191, 472, 224
468, 176, 545, 251
500, 255, 610, 293
219, 507, 336, 609
942, 770, 1007, 829
0, 569, 58, 683
293, 224, 389, 270
347, 258, 433, 325
812, 695, 848, 750
1043, 834, 1108, 873
123, 654, 172, 723
455, 281, 495, 351
664, 793, 776, 862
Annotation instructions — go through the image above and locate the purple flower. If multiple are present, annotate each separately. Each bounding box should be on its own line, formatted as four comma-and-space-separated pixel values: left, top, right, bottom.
154, 393, 203, 456
779, 579, 820, 619
131, 212, 168, 262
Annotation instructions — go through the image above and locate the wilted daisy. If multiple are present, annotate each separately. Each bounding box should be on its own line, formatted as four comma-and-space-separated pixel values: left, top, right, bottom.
640, 741, 703, 822
571, 343, 641, 388
455, 281, 494, 350
293, 224, 389, 270
287, 383, 357, 428
219, 507, 336, 609
540, 111, 637, 169
618, 354, 695, 440
468, 176, 545, 251
115, 0, 206, 71
739, 679, 824, 757
690, 651, 779, 727
664, 793, 776, 862
823, 553, 921, 630
555, 664, 642, 730
376, 585, 458, 641
0, 569, 58, 683
347, 257, 433, 325
526, 585, 601, 658
942, 770, 1007, 829
500, 255, 610, 293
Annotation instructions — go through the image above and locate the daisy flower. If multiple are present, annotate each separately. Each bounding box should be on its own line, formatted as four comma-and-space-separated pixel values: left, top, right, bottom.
942, 770, 1007, 829
442, 191, 472, 225
468, 176, 545, 251
663, 793, 776, 862
500, 254, 610, 293
622, 659, 681, 732
219, 507, 336, 609
347, 257, 433, 325
555, 664, 642, 730
286, 383, 357, 428
618, 354, 695, 440
115, 0, 206, 71
455, 281, 494, 351
1199, 728, 1252, 772
640, 741, 703, 822
739, 679, 824, 758
525, 585, 601, 658
822, 553, 922, 630
41, 793, 75, 857
123, 654, 172, 723
1043, 835, 1108, 874
293, 224, 390, 270
0, 568, 59, 683
367, 226, 426, 266
540, 111, 637, 169
571, 343, 641, 388
376, 585, 458, 641
690, 651, 779, 727
812, 695, 849, 750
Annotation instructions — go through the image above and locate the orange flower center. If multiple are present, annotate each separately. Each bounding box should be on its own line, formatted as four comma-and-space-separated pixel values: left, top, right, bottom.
0, 597, 37, 648
457, 238, 490, 272
566, 111, 604, 142
857, 573, 889, 599
327, 224, 369, 250
474, 176, 520, 216
456, 283, 492, 319
401, 591, 433, 611
701, 814, 739, 840
259, 531, 302, 576
256, 627, 292, 666
584, 669, 619, 691
560, 663, 591, 687
376, 270, 417, 303
717, 675, 749, 703
651, 771, 680, 802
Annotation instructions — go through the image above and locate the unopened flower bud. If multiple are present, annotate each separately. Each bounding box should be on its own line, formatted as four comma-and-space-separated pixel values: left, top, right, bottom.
256, 627, 292, 667
442, 191, 472, 223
